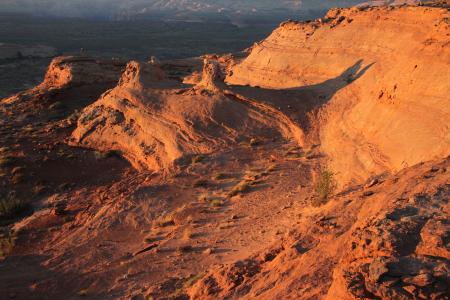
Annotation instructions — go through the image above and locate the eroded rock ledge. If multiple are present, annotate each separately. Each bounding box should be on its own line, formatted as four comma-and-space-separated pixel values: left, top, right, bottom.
227, 4, 450, 186
70, 60, 302, 171
2, 56, 126, 106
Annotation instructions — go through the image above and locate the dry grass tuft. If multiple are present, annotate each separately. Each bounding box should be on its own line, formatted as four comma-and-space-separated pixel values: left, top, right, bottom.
155, 214, 175, 227
227, 181, 250, 198
210, 199, 224, 207
198, 193, 209, 202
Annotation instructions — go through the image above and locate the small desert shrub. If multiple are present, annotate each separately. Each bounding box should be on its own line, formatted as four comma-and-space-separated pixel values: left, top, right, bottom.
313, 169, 337, 207
0, 147, 10, 154
94, 150, 120, 160
243, 170, 262, 182
57, 149, 67, 158
184, 273, 204, 288
191, 155, 205, 165
249, 138, 260, 147
227, 181, 250, 197
0, 155, 15, 167
22, 125, 34, 133
49, 101, 65, 111
198, 193, 209, 202
0, 233, 16, 258
33, 184, 47, 196
210, 199, 224, 207
0, 194, 29, 220
155, 214, 175, 227
11, 173, 26, 185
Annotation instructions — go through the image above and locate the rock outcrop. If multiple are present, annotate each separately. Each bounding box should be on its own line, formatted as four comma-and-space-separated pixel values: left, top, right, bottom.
227, 5, 450, 186
195, 59, 225, 92
41, 56, 125, 89
70, 60, 300, 171
1, 56, 125, 105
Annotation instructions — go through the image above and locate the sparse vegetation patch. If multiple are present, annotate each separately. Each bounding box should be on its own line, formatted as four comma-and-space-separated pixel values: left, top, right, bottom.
249, 138, 260, 147
0, 194, 29, 221
155, 214, 175, 227
227, 181, 250, 198
0, 232, 16, 258
191, 155, 205, 165
210, 199, 224, 207
313, 169, 337, 207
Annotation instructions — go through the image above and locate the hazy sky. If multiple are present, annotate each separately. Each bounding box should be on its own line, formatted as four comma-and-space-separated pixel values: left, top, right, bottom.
0, 0, 363, 18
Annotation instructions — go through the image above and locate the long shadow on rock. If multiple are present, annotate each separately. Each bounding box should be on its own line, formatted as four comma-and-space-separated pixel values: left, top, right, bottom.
227, 59, 374, 133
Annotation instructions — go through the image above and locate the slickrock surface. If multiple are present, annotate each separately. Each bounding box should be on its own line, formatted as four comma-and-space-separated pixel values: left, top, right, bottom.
70, 59, 302, 171
189, 158, 450, 299
227, 5, 450, 186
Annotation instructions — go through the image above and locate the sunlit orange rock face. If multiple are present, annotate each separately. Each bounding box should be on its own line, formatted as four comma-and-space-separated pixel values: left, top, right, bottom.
0, 3, 448, 300
70, 5, 449, 186
70, 59, 305, 172
227, 5, 450, 186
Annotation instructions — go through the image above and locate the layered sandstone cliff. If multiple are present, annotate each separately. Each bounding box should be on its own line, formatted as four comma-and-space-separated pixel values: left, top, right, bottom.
68, 5, 450, 186
41, 56, 125, 89
227, 5, 450, 186
70, 60, 302, 171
